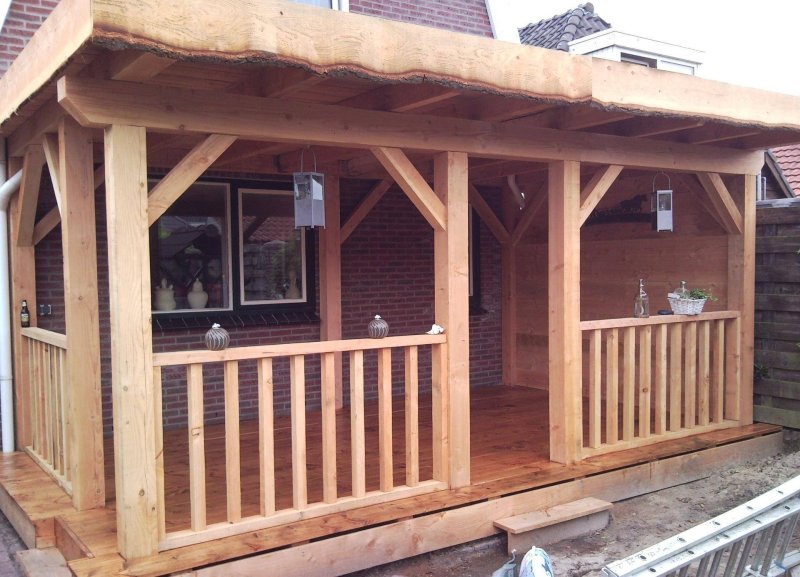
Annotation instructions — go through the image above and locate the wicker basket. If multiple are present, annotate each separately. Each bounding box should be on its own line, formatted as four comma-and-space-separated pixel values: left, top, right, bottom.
668, 296, 706, 315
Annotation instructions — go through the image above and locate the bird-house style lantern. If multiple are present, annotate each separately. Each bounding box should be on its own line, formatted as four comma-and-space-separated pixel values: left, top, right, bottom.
651, 172, 673, 232
293, 149, 326, 229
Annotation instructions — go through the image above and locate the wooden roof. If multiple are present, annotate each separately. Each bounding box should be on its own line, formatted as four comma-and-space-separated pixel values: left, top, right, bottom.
1, 0, 799, 183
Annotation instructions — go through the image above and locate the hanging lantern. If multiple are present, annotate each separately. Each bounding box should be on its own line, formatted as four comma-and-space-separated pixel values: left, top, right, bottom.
293, 148, 326, 229
651, 172, 673, 232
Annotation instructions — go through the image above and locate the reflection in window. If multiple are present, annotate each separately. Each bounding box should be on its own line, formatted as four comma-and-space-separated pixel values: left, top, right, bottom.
239, 189, 306, 305
149, 182, 231, 312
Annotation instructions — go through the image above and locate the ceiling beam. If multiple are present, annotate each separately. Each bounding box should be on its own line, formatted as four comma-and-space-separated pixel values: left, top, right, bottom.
108, 50, 175, 81
609, 117, 706, 138
8, 99, 65, 158
57, 76, 765, 175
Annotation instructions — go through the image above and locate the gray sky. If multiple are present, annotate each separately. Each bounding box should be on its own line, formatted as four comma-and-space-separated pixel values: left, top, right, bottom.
494, 0, 800, 96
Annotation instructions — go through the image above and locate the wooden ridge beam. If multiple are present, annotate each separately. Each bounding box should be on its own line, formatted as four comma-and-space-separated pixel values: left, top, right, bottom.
15, 146, 45, 247
468, 184, 509, 245
696, 172, 743, 235
148, 134, 237, 226
579, 165, 623, 226
41, 133, 63, 214
371, 147, 446, 231
57, 77, 765, 175
340, 179, 392, 244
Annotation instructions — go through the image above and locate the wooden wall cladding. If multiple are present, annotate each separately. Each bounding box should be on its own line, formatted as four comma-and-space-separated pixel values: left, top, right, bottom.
754, 201, 800, 428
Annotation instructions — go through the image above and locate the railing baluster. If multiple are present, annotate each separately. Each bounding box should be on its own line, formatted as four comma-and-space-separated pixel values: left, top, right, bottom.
350, 350, 366, 498
725, 317, 742, 421
432, 342, 448, 483
606, 329, 619, 445
257, 358, 275, 515
290, 355, 307, 510
712, 320, 725, 423
638, 326, 652, 438
187, 363, 206, 531
669, 324, 683, 431
698, 321, 711, 426
225, 361, 241, 522
153, 366, 165, 542
378, 348, 393, 492
623, 327, 635, 442
589, 329, 602, 448
684, 322, 697, 428
321, 352, 338, 504
654, 324, 667, 435
43, 344, 53, 463
405, 346, 420, 487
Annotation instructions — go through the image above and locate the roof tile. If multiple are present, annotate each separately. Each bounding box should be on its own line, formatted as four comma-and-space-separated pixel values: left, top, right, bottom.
518, 2, 611, 51
771, 144, 800, 196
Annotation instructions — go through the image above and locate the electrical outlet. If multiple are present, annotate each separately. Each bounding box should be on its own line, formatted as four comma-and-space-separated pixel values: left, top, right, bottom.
38, 304, 52, 316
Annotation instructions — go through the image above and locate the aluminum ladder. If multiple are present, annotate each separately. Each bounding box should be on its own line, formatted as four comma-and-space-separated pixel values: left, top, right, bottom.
603, 474, 800, 577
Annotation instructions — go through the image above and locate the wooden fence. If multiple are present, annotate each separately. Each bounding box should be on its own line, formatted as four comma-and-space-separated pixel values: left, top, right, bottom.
580, 311, 742, 458
21, 327, 71, 495
755, 199, 800, 428
152, 333, 448, 551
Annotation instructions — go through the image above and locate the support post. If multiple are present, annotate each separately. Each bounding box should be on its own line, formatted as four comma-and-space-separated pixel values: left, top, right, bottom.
105, 125, 159, 557
727, 174, 756, 425
60, 116, 105, 509
7, 157, 35, 449
548, 160, 582, 465
319, 177, 343, 408
501, 183, 518, 386
433, 151, 470, 488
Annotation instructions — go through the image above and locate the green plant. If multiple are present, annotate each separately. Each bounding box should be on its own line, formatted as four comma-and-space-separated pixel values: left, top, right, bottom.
753, 363, 770, 383
685, 288, 718, 301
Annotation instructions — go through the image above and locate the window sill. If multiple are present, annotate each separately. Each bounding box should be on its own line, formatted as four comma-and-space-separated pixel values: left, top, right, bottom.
152, 310, 320, 332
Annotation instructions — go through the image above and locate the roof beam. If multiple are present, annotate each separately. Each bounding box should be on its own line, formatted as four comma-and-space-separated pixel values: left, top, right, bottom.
579, 165, 623, 226
57, 76, 765, 174
15, 145, 45, 247
680, 124, 762, 146
7, 99, 65, 158
371, 147, 446, 231
148, 134, 237, 226
343, 83, 461, 113
340, 179, 392, 243
696, 172, 743, 235
108, 50, 175, 81
607, 117, 706, 139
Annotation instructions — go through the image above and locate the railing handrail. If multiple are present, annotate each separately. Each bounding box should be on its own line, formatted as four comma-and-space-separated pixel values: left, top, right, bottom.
580, 310, 740, 331
21, 327, 67, 349
153, 333, 446, 367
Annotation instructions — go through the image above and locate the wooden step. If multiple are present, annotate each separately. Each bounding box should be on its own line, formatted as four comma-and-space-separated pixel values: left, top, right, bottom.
494, 497, 613, 554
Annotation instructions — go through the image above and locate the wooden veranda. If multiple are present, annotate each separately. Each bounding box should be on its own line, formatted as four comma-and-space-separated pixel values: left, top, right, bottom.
1, 0, 800, 575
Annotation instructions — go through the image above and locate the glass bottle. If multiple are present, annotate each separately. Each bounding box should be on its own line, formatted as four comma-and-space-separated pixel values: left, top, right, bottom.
20, 300, 30, 328
674, 280, 689, 299
634, 279, 650, 318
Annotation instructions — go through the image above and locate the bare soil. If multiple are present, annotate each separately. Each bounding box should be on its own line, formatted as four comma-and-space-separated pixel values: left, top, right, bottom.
347, 431, 800, 577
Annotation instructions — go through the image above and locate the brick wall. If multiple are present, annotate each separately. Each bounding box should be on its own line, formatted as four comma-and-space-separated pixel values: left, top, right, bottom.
34, 175, 502, 434
349, 0, 492, 36
0, 0, 56, 76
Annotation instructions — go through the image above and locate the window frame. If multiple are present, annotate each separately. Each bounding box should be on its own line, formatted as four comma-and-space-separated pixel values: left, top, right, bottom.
149, 176, 316, 319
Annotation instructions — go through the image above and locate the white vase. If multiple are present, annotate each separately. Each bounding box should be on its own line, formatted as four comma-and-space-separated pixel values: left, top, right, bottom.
187, 280, 209, 309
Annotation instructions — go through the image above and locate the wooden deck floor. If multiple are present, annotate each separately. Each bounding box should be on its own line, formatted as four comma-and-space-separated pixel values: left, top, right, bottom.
0, 385, 783, 577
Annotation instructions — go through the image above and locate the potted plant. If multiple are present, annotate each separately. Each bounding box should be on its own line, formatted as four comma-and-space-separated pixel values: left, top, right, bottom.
668, 287, 717, 315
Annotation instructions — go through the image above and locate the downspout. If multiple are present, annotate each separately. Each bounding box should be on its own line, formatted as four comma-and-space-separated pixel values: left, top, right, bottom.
0, 139, 23, 453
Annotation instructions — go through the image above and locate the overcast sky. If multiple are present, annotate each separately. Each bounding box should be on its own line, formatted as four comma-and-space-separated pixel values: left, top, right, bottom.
493, 0, 800, 96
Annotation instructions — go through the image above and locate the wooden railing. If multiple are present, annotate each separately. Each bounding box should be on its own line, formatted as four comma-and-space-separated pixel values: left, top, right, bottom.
21, 327, 71, 495
152, 334, 448, 551
580, 311, 742, 458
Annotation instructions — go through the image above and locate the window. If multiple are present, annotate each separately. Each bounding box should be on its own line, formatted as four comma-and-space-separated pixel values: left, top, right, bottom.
149, 179, 312, 315
289, 0, 349, 10
239, 189, 306, 305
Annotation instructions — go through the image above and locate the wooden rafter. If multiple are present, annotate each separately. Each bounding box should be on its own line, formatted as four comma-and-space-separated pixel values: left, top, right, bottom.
8, 99, 65, 158
512, 104, 631, 131
15, 145, 45, 247
611, 117, 705, 139
469, 160, 546, 184
579, 165, 623, 226
371, 147, 446, 231
41, 133, 63, 213
680, 124, 762, 146
340, 179, 392, 244
258, 68, 326, 98
108, 50, 175, 81
57, 76, 765, 174
468, 184, 510, 245
696, 172, 743, 235
471, 98, 555, 123
148, 134, 237, 226
511, 182, 547, 247
344, 83, 460, 113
